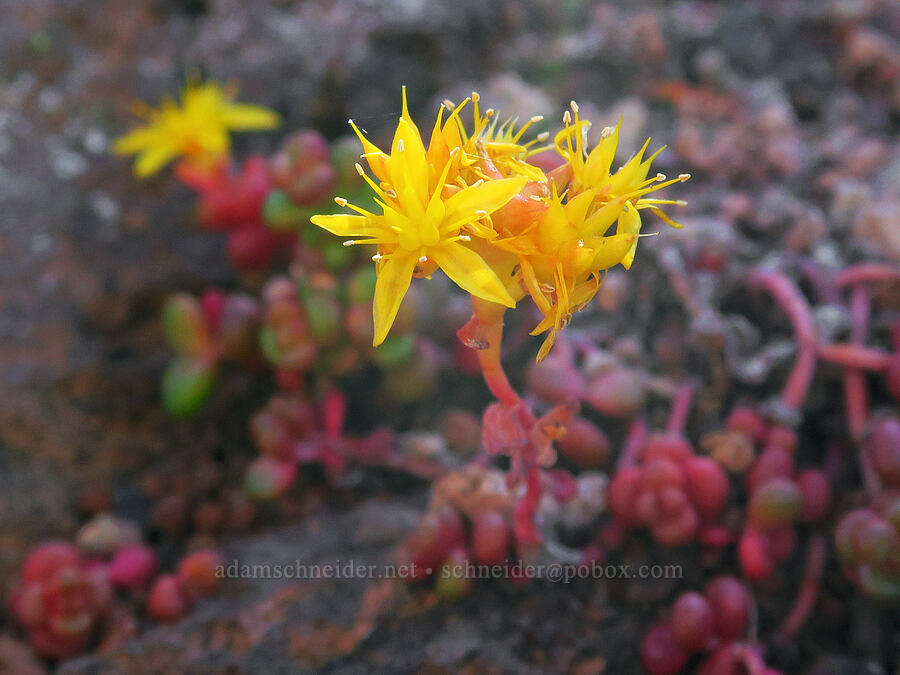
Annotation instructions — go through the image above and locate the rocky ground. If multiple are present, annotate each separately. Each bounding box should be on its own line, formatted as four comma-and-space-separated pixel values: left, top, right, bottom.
0, 0, 898, 672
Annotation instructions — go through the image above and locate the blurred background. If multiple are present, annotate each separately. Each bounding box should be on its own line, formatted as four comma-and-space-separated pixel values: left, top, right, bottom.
0, 0, 898, 672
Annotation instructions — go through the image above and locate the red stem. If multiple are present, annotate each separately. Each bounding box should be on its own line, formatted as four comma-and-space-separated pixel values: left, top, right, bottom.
843, 286, 872, 440
457, 298, 523, 407
781, 348, 817, 412
749, 270, 818, 413
666, 382, 694, 436
819, 343, 889, 371
777, 534, 826, 640
835, 263, 900, 288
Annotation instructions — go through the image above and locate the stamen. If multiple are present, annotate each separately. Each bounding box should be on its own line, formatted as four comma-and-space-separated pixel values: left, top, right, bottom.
418, 255, 428, 263
600, 126, 614, 138
334, 197, 348, 207
562, 110, 572, 125
343, 240, 355, 247
569, 100, 579, 113
675, 200, 688, 206
678, 173, 691, 181
354, 162, 365, 176
371, 253, 383, 261
536, 131, 550, 142
485, 108, 495, 117
459, 234, 472, 241
475, 209, 488, 217
530, 115, 544, 124
471, 92, 480, 103
656, 173, 667, 181
442, 99, 455, 110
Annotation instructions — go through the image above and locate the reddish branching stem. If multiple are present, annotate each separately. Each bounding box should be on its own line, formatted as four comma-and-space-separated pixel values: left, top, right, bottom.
835, 263, 900, 288
749, 270, 818, 414
666, 382, 695, 436
777, 534, 827, 640
819, 344, 890, 371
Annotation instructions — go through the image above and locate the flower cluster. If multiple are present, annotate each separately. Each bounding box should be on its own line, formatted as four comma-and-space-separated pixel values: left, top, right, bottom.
311, 89, 689, 359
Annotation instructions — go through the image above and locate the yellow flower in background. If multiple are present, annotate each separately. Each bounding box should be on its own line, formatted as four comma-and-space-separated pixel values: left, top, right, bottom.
114, 80, 280, 178
312, 89, 526, 346
554, 102, 689, 269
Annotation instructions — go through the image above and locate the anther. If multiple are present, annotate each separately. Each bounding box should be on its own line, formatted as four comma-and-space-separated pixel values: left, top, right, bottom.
418, 255, 428, 263
679, 173, 691, 181
334, 197, 348, 207
675, 200, 688, 206
655, 173, 667, 181
371, 253, 383, 261
530, 115, 544, 124
443, 99, 455, 110
471, 92, 480, 103
397, 139, 405, 152
570, 100, 579, 113
536, 131, 550, 141
563, 110, 572, 125
459, 234, 472, 241
343, 240, 355, 247
354, 163, 365, 176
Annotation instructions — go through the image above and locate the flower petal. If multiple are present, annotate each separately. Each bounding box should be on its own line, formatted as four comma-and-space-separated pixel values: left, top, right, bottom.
615, 203, 642, 270
310, 214, 376, 238
586, 233, 637, 270
133, 143, 180, 177
431, 242, 515, 307
220, 103, 281, 130
390, 117, 429, 207
372, 250, 418, 346
442, 176, 527, 232
112, 127, 159, 155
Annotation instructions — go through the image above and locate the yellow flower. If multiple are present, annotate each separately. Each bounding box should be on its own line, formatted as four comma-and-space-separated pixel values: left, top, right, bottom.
113, 80, 280, 178
493, 187, 643, 361
553, 102, 689, 269
311, 89, 526, 346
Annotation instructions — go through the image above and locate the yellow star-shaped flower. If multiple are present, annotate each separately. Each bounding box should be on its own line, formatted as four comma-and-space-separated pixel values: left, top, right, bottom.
114, 80, 280, 178
311, 89, 525, 346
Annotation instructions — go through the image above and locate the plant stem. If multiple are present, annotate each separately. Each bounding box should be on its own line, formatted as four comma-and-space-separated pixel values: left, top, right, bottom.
844, 286, 871, 440
457, 297, 523, 408
666, 382, 695, 436
835, 263, 900, 288
749, 269, 818, 414
777, 534, 826, 640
